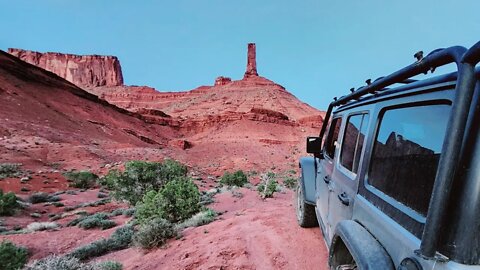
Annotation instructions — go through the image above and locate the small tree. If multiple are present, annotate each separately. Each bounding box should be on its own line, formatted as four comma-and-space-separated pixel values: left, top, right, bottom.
108, 159, 188, 205
136, 177, 201, 223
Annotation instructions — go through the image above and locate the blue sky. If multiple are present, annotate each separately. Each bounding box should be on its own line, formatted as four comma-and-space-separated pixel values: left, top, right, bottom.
1, 1, 480, 109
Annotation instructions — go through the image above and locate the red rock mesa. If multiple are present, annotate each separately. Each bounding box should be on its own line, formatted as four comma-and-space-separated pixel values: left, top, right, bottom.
7, 48, 123, 88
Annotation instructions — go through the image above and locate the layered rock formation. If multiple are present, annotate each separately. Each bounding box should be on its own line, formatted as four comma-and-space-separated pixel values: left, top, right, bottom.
7, 48, 123, 88
244, 43, 258, 78
5, 44, 325, 174
214, 76, 232, 86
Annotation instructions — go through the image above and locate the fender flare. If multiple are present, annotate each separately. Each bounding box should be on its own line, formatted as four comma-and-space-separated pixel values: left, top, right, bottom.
330, 220, 395, 270
299, 157, 317, 204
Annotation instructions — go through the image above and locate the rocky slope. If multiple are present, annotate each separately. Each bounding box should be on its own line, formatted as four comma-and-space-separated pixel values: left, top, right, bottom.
6, 44, 325, 175
0, 50, 174, 171
8, 48, 123, 88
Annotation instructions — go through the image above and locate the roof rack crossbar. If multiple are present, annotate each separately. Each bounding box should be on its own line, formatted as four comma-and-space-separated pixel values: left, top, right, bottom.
318, 46, 468, 144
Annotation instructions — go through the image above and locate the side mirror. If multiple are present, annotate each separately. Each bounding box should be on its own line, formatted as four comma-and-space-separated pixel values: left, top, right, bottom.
306, 136, 322, 155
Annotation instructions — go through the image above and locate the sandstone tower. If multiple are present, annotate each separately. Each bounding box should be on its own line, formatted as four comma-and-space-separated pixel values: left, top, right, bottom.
244, 43, 258, 78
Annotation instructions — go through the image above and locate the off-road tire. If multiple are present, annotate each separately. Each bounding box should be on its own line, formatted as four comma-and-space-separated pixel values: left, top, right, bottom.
295, 181, 318, 227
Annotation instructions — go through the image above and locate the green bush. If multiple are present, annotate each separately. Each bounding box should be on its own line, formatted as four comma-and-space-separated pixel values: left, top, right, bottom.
0, 240, 28, 270
64, 171, 99, 189
283, 177, 297, 189
0, 163, 22, 179
69, 225, 133, 261
257, 172, 278, 198
135, 177, 201, 223
106, 159, 188, 205
133, 218, 177, 249
0, 190, 19, 216
219, 170, 248, 187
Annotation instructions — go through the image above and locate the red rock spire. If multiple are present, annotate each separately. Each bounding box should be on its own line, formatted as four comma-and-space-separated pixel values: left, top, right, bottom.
244, 43, 258, 78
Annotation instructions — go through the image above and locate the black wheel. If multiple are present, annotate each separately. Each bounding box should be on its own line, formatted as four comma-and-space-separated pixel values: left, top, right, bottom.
295, 181, 318, 227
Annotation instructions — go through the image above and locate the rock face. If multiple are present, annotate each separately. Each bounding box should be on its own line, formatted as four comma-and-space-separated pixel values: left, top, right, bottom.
244, 43, 258, 78
214, 76, 232, 86
7, 48, 124, 88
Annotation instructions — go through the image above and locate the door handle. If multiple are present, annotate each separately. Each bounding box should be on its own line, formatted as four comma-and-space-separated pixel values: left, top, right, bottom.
338, 192, 350, 206
323, 175, 330, 184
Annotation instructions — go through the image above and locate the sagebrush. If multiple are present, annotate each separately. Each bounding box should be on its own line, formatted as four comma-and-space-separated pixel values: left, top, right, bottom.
69, 225, 133, 261
26, 255, 123, 270
133, 218, 177, 249
0, 163, 22, 179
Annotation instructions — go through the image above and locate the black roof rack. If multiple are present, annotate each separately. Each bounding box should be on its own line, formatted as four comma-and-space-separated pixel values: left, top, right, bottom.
315, 40, 480, 260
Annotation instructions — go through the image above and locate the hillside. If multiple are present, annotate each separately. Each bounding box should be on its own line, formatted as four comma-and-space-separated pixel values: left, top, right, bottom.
6, 45, 325, 175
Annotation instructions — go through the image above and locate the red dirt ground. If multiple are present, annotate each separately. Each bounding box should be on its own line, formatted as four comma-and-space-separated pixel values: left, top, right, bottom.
95, 189, 328, 270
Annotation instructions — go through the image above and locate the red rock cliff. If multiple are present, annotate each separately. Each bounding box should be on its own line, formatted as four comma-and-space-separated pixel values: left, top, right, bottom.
8, 48, 123, 88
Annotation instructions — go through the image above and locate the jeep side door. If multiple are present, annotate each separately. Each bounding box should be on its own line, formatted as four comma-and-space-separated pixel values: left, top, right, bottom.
316, 116, 342, 241
327, 111, 370, 234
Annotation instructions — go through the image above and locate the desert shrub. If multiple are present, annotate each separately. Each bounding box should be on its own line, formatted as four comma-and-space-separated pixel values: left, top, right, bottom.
0, 163, 22, 179
69, 225, 133, 261
27, 222, 59, 231
176, 209, 217, 230
29, 192, 60, 204
26, 255, 84, 270
0, 240, 28, 270
219, 170, 248, 187
257, 172, 278, 198
122, 208, 135, 217
199, 189, 218, 205
68, 213, 116, 230
135, 177, 201, 223
97, 192, 108, 198
283, 176, 297, 189
106, 159, 188, 205
0, 190, 19, 216
64, 171, 98, 189
133, 218, 177, 249
110, 208, 124, 216
26, 255, 122, 270
94, 261, 123, 270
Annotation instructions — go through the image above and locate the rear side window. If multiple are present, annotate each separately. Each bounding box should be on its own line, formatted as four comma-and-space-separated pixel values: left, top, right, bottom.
324, 118, 342, 159
340, 113, 369, 174
368, 104, 450, 216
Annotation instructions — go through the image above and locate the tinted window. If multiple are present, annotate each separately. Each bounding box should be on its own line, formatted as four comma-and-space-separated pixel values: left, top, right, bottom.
368, 104, 450, 216
325, 118, 342, 159
341, 114, 369, 173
